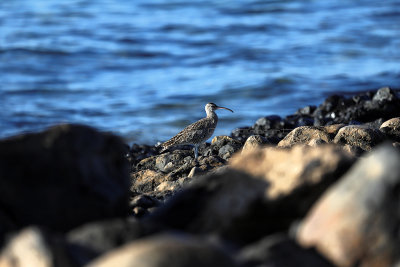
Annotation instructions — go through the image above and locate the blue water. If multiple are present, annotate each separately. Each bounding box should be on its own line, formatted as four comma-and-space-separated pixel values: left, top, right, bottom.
1, 0, 400, 144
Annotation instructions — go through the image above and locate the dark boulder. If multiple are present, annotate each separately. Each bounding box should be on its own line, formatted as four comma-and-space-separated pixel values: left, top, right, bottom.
67, 218, 151, 265
0, 124, 130, 236
297, 144, 400, 267
230, 127, 253, 143
86, 233, 237, 267
144, 168, 269, 244
237, 234, 334, 267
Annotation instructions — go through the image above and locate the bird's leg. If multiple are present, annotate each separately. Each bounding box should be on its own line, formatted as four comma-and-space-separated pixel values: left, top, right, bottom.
194, 144, 199, 160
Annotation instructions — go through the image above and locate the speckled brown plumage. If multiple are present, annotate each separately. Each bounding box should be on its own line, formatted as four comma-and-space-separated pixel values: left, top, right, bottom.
160, 103, 233, 159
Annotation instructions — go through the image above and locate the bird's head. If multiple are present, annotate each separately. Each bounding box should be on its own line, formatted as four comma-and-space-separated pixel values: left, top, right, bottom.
205, 103, 234, 113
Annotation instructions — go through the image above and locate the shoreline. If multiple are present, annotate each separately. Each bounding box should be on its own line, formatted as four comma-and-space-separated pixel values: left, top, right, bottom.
127, 86, 400, 165
1, 86, 400, 266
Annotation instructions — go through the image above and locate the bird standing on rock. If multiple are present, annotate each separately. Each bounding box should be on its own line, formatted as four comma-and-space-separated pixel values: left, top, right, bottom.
159, 103, 234, 160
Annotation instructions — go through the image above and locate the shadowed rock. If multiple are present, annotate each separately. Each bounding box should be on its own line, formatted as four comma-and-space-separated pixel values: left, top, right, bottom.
86, 233, 237, 267
0, 124, 129, 237
144, 145, 354, 245
67, 218, 150, 265
144, 168, 270, 244
237, 234, 334, 267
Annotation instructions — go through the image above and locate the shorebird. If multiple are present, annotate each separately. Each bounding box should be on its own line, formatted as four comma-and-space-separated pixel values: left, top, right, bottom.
159, 103, 234, 160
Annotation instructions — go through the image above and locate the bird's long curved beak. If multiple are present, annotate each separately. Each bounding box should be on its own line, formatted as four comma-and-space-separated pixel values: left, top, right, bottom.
216, 106, 234, 113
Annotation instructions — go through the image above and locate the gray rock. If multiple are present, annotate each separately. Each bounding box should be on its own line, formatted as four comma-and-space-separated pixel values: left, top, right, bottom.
67, 218, 149, 265
380, 117, 400, 141
297, 144, 400, 267
296, 105, 316, 116
254, 115, 281, 128
242, 135, 269, 153
277, 126, 331, 148
238, 234, 333, 267
154, 150, 192, 173
211, 135, 242, 151
363, 118, 384, 129
372, 86, 396, 103
218, 144, 237, 159
333, 125, 385, 151
211, 136, 242, 160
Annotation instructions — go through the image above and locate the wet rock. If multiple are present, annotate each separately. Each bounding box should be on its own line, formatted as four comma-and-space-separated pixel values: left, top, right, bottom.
357, 88, 400, 122
333, 125, 385, 151
0, 227, 73, 267
296, 116, 315, 127
230, 127, 253, 143
277, 126, 331, 148
263, 128, 291, 143
372, 86, 396, 103
86, 233, 237, 267
309, 88, 400, 125
297, 144, 400, 267
253, 115, 282, 136
230, 145, 354, 200
380, 117, 400, 141
242, 135, 269, 153
67, 218, 150, 265
322, 95, 347, 113
237, 115, 288, 144
282, 114, 314, 129
296, 105, 317, 116
0, 124, 129, 234
211, 135, 242, 160
237, 234, 333, 267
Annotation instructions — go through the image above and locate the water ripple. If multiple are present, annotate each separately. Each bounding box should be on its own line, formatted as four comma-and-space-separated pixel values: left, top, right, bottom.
1, 0, 400, 143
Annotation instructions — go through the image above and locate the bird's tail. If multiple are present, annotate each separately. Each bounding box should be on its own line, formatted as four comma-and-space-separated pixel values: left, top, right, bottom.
158, 139, 173, 152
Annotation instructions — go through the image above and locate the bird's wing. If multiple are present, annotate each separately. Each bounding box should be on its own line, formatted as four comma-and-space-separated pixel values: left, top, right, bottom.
160, 118, 213, 150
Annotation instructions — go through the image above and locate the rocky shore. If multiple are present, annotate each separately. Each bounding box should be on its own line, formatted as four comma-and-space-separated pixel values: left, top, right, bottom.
1, 87, 400, 267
